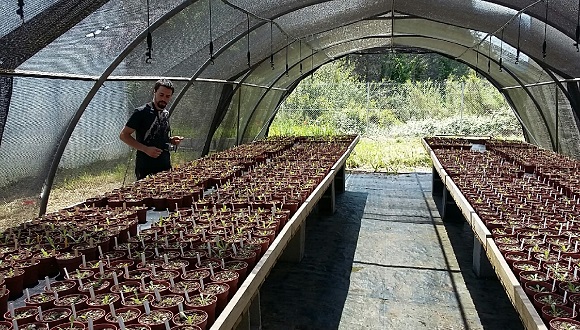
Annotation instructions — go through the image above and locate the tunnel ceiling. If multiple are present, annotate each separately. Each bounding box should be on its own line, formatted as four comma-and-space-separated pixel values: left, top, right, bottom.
2, 0, 580, 210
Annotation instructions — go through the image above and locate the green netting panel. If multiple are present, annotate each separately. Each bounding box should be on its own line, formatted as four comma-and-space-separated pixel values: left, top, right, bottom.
212, 50, 330, 151
324, 38, 391, 59
111, 0, 245, 78
242, 90, 285, 142
48, 80, 200, 210
211, 85, 254, 151
0, 0, 59, 38
0, 76, 94, 219
17, 0, 186, 75
528, 84, 580, 157
554, 82, 580, 157
0, 77, 94, 188
274, 0, 388, 37
198, 18, 288, 81
307, 19, 393, 51
169, 81, 226, 158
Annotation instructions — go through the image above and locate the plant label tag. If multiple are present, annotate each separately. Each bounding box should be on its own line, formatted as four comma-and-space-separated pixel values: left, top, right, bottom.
117, 316, 126, 330
109, 303, 116, 318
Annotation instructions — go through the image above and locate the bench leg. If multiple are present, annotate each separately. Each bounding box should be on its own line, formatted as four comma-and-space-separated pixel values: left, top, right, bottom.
280, 221, 305, 263
473, 236, 494, 278
335, 165, 346, 194
318, 180, 336, 215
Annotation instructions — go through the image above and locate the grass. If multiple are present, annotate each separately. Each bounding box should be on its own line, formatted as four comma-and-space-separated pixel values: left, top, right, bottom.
347, 137, 431, 173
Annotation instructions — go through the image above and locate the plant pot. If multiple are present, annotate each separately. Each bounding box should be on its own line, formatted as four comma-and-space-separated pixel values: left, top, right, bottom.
170, 326, 201, 330
184, 294, 217, 328
4, 305, 39, 325
54, 293, 89, 311
86, 293, 122, 311
172, 309, 207, 330
25, 291, 58, 310
542, 304, 575, 323
124, 325, 151, 330
17, 258, 41, 288
34, 250, 61, 278
0, 287, 9, 319
169, 281, 200, 297
20, 322, 50, 330
200, 283, 229, 314
45, 280, 78, 297
534, 292, 566, 310
137, 309, 173, 330
49, 321, 86, 330
55, 254, 83, 280
140, 281, 171, 297
75, 307, 107, 324
209, 270, 239, 298
78, 279, 111, 296
0, 320, 11, 330
92, 324, 118, 330
550, 317, 580, 330
180, 270, 210, 284
524, 281, 555, 298
36, 307, 72, 328
150, 294, 185, 314
104, 307, 141, 325
0, 268, 25, 300
222, 261, 249, 281
120, 293, 154, 314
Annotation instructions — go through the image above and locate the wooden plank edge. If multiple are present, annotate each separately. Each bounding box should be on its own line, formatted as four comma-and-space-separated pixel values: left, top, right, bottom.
485, 238, 519, 309
212, 197, 312, 329
514, 286, 548, 330
444, 176, 475, 224
212, 150, 347, 329
471, 212, 491, 246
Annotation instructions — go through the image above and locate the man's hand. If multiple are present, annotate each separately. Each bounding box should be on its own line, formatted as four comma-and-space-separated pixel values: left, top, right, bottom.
170, 136, 184, 145
144, 146, 163, 158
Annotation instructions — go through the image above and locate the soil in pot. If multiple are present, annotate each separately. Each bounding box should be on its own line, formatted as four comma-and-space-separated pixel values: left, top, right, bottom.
104, 307, 141, 325
184, 294, 217, 327
75, 307, 106, 324
35, 307, 72, 328
4, 305, 39, 325
550, 317, 580, 330
209, 270, 239, 298
137, 309, 174, 330
150, 294, 184, 314
542, 304, 575, 323
172, 310, 208, 330
49, 321, 86, 330
200, 283, 229, 314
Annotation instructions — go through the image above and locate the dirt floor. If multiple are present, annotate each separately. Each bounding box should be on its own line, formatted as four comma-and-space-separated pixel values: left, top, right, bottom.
259, 172, 524, 330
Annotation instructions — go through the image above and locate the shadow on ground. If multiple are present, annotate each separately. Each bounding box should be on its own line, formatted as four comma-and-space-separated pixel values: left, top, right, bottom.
260, 190, 367, 330
431, 190, 524, 330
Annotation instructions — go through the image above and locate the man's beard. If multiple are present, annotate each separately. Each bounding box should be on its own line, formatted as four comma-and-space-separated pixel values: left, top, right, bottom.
156, 101, 167, 109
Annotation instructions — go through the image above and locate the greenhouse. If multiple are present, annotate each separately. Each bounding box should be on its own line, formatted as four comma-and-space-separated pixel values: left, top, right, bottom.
1, 1, 580, 329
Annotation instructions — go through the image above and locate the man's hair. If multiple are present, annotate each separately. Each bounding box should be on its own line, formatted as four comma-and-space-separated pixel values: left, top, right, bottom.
154, 79, 174, 93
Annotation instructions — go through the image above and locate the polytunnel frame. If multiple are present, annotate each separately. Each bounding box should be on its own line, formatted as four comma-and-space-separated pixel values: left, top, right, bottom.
36, 0, 577, 215
239, 31, 552, 148
37, 0, 324, 215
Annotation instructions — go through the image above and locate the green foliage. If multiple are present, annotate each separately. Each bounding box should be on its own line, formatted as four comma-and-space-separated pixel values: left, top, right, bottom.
347, 53, 470, 82
270, 56, 523, 172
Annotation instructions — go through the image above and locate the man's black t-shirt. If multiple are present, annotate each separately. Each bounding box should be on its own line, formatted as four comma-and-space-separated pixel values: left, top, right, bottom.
126, 103, 171, 179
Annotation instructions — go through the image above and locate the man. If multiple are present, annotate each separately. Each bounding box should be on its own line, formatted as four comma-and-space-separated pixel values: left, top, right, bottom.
120, 79, 183, 180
